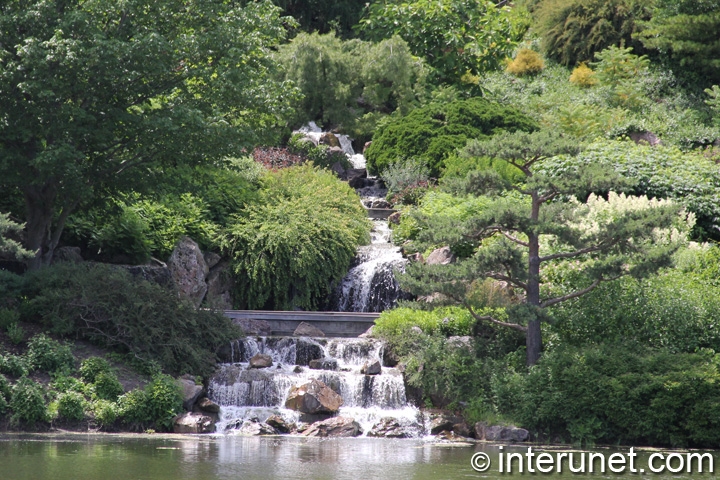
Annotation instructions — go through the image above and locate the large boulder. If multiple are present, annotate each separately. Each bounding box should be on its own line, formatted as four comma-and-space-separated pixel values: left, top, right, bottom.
197, 397, 220, 414
249, 354, 273, 369
361, 360, 382, 375
429, 413, 463, 435
167, 236, 209, 307
308, 358, 338, 371
237, 419, 277, 436
295, 338, 324, 366
293, 322, 326, 337
174, 412, 216, 433
266, 415, 294, 434
302, 416, 362, 437
425, 246, 455, 265
319, 132, 341, 148
176, 375, 203, 411
285, 378, 343, 414
474, 422, 529, 442
368, 418, 408, 438
122, 264, 173, 286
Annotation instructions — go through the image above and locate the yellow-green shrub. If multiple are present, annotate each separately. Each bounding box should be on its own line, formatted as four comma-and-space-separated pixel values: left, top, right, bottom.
506, 49, 544, 76
569, 63, 598, 87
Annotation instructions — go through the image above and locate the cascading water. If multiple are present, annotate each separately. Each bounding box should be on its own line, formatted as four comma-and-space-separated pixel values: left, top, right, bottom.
208, 337, 424, 437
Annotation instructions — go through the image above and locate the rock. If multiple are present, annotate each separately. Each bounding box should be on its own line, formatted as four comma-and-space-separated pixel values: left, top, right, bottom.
266, 415, 293, 434
406, 252, 423, 263
302, 416, 362, 438
295, 338, 324, 365
53, 246, 83, 263
293, 322, 326, 337
388, 211, 402, 225
205, 259, 234, 309
327, 146, 345, 157
370, 199, 391, 209
363, 141, 372, 153
429, 413, 462, 435
309, 358, 338, 371
383, 347, 399, 368
330, 161, 346, 178
361, 360, 382, 375
197, 397, 220, 414
452, 422, 472, 438
475, 422, 529, 442
122, 265, 173, 286
237, 419, 277, 436
359, 325, 374, 338
176, 375, 204, 411
285, 378, 343, 414
174, 412, 216, 434
293, 366, 304, 373
296, 136, 318, 147
167, 236, 209, 307
410, 326, 423, 335
347, 169, 367, 189
629, 131, 661, 146
436, 431, 472, 442
249, 353, 273, 369
234, 318, 273, 336
446, 336, 474, 353
203, 252, 222, 270
425, 246, 455, 265
368, 418, 408, 438
319, 132, 341, 148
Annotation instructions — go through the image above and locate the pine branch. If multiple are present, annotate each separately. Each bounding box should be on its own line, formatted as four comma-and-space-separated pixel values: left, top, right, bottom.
465, 303, 528, 332
539, 241, 614, 262
540, 274, 624, 308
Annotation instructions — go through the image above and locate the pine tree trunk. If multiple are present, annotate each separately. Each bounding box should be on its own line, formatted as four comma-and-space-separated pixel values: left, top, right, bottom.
526, 207, 542, 366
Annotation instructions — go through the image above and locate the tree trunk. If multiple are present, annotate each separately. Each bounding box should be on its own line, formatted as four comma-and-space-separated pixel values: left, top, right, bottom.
24, 184, 56, 270
526, 227, 542, 366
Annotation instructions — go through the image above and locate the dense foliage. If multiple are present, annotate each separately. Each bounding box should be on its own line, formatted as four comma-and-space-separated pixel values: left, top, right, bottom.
365, 98, 537, 176
223, 165, 370, 310
19, 263, 239, 377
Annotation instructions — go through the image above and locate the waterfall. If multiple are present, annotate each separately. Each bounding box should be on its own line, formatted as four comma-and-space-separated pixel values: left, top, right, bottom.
209, 337, 424, 437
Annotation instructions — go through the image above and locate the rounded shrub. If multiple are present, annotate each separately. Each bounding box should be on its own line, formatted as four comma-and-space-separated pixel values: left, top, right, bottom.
365, 98, 537, 176
10, 377, 48, 426
506, 49, 545, 76
0, 373, 9, 415
117, 389, 150, 428
0, 354, 28, 378
144, 374, 183, 432
569, 63, 598, 87
79, 357, 113, 384
92, 399, 119, 428
93, 371, 124, 401
26, 334, 75, 374
56, 391, 86, 422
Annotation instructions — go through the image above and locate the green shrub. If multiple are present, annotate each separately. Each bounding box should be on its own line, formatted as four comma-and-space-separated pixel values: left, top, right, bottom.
6, 322, 24, 345
287, 134, 351, 170
0, 374, 9, 415
223, 164, 370, 310
26, 334, 74, 374
569, 63, 598, 87
51, 375, 86, 395
375, 306, 477, 337
21, 263, 240, 377
91, 399, 119, 428
117, 375, 182, 431
10, 376, 48, 426
79, 357, 113, 384
56, 391, 86, 422
0, 354, 28, 377
93, 371, 124, 401
365, 98, 537, 176
506, 49, 544, 76
495, 345, 720, 447
0, 308, 19, 330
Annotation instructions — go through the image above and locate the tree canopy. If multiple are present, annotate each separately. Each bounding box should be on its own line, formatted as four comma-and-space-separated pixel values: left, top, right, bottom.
0, 0, 296, 269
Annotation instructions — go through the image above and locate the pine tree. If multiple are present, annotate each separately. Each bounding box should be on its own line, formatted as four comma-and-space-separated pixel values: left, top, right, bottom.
400, 131, 690, 365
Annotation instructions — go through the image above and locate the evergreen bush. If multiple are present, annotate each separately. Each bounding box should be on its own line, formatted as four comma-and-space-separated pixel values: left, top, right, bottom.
223, 164, 370, 310
365, 98, 537, 176
21, 263, 239, 377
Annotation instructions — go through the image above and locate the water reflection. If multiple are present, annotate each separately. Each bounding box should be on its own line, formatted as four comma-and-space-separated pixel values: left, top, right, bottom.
0, 434, 717, 480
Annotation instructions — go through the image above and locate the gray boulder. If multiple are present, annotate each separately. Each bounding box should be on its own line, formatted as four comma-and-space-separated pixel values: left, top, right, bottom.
234, 318, 272, 336
293, 322, 326, 337
266, 415, 294, 434
176, 375, 203, 411
361, 360, 382, 375
426, 246, 455, 265
475, 422, 529, 442
197, 397, 220, 414
53, 246, 83, 263
205, 259, 234, 309
168, 236, 208, 307
308, 358, 338, 371
238, 419, 276, 436
302, 416, 362, 437
368, 418, 408, 438
285, 378, 343, 414
249, 354, 273, 369
173, 412, 216, 433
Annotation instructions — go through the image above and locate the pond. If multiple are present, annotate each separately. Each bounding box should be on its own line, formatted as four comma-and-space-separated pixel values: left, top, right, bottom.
0, 434, 717, 480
